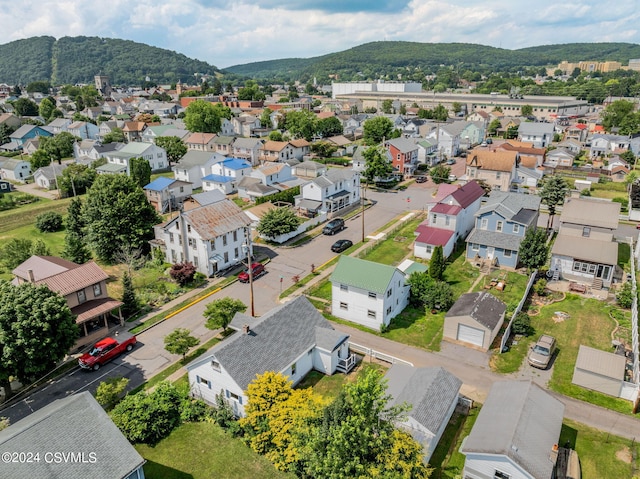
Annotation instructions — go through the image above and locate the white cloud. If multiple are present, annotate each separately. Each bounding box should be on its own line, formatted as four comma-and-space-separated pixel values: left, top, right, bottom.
0, 0, 639, 69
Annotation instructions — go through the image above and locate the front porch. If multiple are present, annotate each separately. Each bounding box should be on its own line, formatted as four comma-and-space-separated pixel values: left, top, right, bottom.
336, 354, 357, 374
72, 298, 123, 351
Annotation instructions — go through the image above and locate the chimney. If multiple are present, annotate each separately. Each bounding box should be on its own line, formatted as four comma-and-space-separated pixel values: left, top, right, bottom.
27, 269, 35, 283
242, 324, 250, 335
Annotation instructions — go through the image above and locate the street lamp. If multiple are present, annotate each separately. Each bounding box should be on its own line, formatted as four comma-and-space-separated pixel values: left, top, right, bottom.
242, 227, 255, 317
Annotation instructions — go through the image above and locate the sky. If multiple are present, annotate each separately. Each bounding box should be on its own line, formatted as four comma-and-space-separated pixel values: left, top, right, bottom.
1, 0, 640, 69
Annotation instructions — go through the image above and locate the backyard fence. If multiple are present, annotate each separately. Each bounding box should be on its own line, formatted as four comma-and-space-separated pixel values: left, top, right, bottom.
356, 211, 423, 259
631, 238, 639, 386
349, 342, 413, 367
500, 269, 537, 354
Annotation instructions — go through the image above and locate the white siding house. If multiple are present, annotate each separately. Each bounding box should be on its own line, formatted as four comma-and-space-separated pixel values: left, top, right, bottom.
152, 199, 252, 276
299, 168, 361, 214
186, 296, 355, 417
172, 151, 225, 189
106, 142, 168, 172
330, 255, 409, 330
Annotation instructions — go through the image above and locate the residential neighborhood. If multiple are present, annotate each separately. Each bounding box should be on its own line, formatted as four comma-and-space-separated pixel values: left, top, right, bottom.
1, 55, 640, 479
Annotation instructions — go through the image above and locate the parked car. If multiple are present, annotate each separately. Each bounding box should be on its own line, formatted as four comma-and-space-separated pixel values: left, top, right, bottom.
528, 334, 557, 369
415, 176, 428, 183
448, 174, 457, 182
486, 138, 493, 144
331, 239, 353, 253
322, 218, 345, 235
238, 262, 266, 283
446, 158, 456, 165
79, 334, 137, 371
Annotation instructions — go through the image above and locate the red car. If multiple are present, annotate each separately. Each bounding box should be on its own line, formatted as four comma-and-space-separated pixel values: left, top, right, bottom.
78, 334, 137, 371
238, 262, 266, 283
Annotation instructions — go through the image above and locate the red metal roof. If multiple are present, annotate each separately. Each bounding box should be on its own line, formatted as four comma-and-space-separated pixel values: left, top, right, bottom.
431, 203, 462, 215
72, 298, 123, 323
450, 180, 485, 208
415, 225, 454, 246
36, 261, 109, 297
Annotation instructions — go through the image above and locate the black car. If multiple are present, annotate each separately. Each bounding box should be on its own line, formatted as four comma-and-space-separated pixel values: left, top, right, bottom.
323, 218, 345, 235
415, 176, 428, 183
331, 239, 353, 253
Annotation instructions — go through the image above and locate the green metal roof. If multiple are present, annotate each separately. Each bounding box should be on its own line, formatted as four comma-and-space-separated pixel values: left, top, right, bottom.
330, 255, 398, 294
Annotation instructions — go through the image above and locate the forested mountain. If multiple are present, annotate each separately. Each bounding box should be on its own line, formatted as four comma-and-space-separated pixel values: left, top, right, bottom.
0, 36, 220, 86
226, 41, 640, 83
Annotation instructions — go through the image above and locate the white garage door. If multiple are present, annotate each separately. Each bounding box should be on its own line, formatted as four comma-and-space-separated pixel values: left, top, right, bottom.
457, 324, 485, 347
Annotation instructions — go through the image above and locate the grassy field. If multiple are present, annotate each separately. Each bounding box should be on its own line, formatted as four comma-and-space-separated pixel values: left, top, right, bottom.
357, 215, 425, 266
0, 195, 74, 233
560, 419, 638, 478
386, 306, 446, 351
135, 421, 294, 479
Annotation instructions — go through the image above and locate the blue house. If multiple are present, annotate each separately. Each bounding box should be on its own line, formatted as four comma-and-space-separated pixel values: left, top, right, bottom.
465, 191, 541, 269
202, 158, 252, 194
9, 124, 53, 147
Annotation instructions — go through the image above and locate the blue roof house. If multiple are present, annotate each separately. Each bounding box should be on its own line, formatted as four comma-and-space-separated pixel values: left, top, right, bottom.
203, 157, 252, 194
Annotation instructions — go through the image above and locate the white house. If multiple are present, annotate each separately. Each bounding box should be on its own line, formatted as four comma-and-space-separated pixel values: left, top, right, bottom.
202, 158, 253, 195
589, 133, 630, 159
385, 365, 462, 461
462, 380, 565, 479
232, 115, 261, 137
232, 137, 264, 166
186, 296, 355, 416
517, 122, 555, 148
414, 180, 485, 260
173, 151, 225, 189
0, 157, 31, 182
33, 163, 67, 190
152, 198, 252, 276
67, 121, 99, 140
330, 255, 410, 330
299, 168, 360, 214
106, 142, 168, 172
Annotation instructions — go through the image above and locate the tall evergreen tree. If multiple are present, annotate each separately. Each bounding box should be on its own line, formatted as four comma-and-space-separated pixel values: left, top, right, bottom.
120, 271, 137, 319
429, 245, 445, 280
129, 157, 152, 188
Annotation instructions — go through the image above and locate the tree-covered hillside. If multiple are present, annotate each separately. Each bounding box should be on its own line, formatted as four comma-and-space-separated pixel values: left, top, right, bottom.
0, 36, 220, 86
226, 41, 640, 83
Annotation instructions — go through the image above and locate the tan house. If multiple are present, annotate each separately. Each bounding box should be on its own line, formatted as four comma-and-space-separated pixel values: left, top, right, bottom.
443, 292, 506, 351
550, 197, 620, 289
12, 256, 123, 350
122, 121, 147, 142
497, 140, 546, 168
465, 149, 518, 191
259, 140, 295, 163
185, 132, 217, 152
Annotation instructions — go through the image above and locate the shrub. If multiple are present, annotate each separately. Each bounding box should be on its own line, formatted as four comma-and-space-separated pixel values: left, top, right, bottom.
616, 281, 634, 309
96, 376, 130, 410
35, 211, 63, 232
511, 312, 532, 336
169, 262, 197, 286
180, 397, 210, 422
533, 278, 547, 296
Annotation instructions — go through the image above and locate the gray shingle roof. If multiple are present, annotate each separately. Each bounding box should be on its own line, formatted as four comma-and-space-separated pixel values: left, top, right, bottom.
187, 296, 344, 390
0, 391, 145, 479
461, 380, 565, 479
176, 151, 221, 168
465, 228, 524, 251
446, 292, 506, 330
476, 191, 541, 221
386, 365, 461, 433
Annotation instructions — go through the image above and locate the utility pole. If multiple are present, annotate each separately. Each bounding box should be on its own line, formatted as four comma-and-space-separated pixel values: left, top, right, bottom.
245, 227, 255, 317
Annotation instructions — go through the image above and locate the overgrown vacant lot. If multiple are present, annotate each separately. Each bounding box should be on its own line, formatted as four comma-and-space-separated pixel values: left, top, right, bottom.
0, 195, 73, 233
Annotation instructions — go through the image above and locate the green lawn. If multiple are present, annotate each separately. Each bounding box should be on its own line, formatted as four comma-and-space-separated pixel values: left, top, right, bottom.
295, 363, 387, 400
471, 270, 530, 309
442, 246, 482, 298
135, 421, 294, 479
560, 419, 638, 478
357, 216, 425, 266
305, 278, 332, 301
0, 196, 74, 233
429, 407, 480, 478
385, 305, 445, 351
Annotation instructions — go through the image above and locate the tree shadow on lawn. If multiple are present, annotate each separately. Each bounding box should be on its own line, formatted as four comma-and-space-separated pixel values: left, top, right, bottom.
142, 459, 194, 479
559, 423, 578, 449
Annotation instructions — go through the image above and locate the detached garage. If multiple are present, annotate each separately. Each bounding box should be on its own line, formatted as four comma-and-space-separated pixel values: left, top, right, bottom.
572, 345, 626, 398
444, 292, 506, 351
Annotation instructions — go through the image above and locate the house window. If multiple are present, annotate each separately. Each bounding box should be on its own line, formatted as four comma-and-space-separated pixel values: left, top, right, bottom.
386, 306, 392, 315
291, 362, 297, 375
496, 221, 503, 232
188, 238, 195, 248
367, 310, 376, 319
210, 239, 215, 250
340, 284, 348, 292
426, 245, 433, 254
211, 360, 221, 371
481, 218, 488, 230
93, 283, 102, 297
180, 186, 184, 193
187, 225, 191, 233
197, 376, 211, 387
224, 252, 229, 263
77, 290, 86, 304
193, 256, 199, 267
387, 289, 392, 298
582, 227, 590, 237
504, 249, 512, 257
229, 391, 241, 402
178, 234, 182, 244
176, 221, 179, 230
496, 172, 501, 179
494, 471, 510, 479
432, 214, 437, 223
234, 247, 239, 259
368, 291, 377, 299
445, 216, 450, 226
513, 224, 520, 234
340, 302, 348, 310
169, 233, 174, 243
223, 234, 227, 246
471, 243, 479, 251
171, 249, 177, 262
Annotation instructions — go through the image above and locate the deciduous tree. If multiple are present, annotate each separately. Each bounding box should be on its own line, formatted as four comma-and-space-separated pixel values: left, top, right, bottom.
129, 156, 152, 188
257, 207, 301, 239
203, 297, 247, 332
518, 228, 549, 271
96, 376, 130, 410
284, 110, 317, 141
155, 136, 187, 165
164, 328, 200, 360
82, 175, 160, 263
362, 146, 393, 182
0, 281, 79, 399
363, 116, 393, 145
184, 99, 223, 133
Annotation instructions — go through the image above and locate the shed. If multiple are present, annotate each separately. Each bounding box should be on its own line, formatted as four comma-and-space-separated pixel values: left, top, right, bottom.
443, 292, 506, 351
572, 345, 626, 397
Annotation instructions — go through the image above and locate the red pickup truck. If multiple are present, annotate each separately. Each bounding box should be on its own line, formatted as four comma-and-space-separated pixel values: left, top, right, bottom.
78, 334, 137, 371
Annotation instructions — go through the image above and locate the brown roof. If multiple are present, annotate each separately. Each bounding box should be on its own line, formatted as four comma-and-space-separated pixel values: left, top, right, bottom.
73, 298, 123, 323
316, 111, 335, 119
261, 140, 289, 152
259, 163, 286, 176
13, 255, 79, 282
499, 141, 545, 156
36, 261, 110, 296
519, 155, 538, 168
123, 121, 146, 132
182, 200, 252, 240
466, 149, 517, 172
289, 139, 310, 148
186, 132, 217, 144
